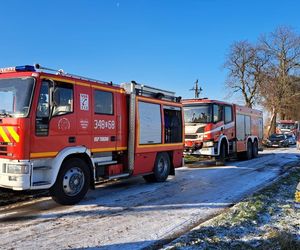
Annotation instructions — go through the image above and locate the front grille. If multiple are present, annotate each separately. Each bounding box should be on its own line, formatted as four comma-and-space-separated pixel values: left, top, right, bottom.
185, 134, 198, 139
0, 142, 11, 156
0, 146, 7, 155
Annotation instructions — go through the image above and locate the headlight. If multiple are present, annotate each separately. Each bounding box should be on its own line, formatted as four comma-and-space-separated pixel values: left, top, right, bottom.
203, 141, 214, 147
6, 164, 30, 174
196, 127, 204, 133
197, 134, 203, 139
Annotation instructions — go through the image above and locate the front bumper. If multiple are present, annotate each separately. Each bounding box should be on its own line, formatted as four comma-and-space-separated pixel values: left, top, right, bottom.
184, 146, 216, 156
0, 159, 31, 190
265, 142, 286, 147
199, 147, 216, 156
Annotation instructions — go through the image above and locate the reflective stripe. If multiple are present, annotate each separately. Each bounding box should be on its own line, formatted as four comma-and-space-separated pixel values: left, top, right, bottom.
30, 152, 58, 158
7, 126, 20, 143
0, 127, 10, 143
31, 147, 128, 158
137, 142, 184, 149
91, 147, 127, 153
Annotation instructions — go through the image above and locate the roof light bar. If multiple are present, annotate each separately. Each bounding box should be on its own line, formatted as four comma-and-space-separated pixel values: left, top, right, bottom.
15, 65, 35, 72
0, 65, 36, 73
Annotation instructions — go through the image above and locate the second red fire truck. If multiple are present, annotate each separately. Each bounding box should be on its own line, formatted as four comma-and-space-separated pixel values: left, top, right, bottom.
0, 65, 184, 205
183, 99, 263, 163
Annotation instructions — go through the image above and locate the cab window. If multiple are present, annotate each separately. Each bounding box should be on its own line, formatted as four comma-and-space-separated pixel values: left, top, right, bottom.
37, 81, 50, 118
52, 82, 73, 116
94, 90, 113, 115
36, 81, 50, 136
224, 105, 233, 123
213, 104, 222, 123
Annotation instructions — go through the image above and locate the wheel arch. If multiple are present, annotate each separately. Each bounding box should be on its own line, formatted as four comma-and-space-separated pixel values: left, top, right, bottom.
62, 153, 95, 189
247, 135, 257, 144
49, 146, 94, 188
218, 136, 229, 156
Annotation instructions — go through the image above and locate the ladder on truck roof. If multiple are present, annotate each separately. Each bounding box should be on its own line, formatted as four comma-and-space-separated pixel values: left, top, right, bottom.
121, 81, 181, 103
34, 64, 114, 86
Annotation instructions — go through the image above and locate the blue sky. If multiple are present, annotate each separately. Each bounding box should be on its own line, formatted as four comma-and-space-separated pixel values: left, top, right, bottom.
1, 0, 299, 103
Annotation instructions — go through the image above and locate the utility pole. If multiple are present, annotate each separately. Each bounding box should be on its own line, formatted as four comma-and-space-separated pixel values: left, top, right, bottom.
190, 79, 203, 98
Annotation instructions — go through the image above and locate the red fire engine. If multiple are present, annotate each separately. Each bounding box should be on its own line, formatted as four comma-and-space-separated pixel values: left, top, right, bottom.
183, 99, 263, 163
0, 64, 184, 205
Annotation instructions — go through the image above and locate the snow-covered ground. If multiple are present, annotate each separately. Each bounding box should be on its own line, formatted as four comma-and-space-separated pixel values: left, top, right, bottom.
0, 147, 299, 249
162, 166, 300, 249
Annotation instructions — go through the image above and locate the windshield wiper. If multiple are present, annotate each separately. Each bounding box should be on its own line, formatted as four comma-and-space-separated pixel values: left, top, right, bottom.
0, 111, 13, 117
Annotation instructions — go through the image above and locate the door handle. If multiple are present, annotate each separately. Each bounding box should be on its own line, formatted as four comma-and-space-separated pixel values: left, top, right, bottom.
69, 136, 76, 143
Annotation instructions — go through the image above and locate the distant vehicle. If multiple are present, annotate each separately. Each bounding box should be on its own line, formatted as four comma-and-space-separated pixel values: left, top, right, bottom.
264, 134, 289, 148
285, 133, 296, 145
183, 99, 263, 163
276, 120, 298, 135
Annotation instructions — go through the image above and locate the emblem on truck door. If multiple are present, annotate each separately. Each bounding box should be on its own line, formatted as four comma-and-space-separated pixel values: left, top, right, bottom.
58, 118, 71, 130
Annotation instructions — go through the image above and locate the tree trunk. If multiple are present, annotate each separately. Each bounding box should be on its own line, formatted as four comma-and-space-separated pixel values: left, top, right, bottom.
268, 109, 277, 136
280, 112, 286, 120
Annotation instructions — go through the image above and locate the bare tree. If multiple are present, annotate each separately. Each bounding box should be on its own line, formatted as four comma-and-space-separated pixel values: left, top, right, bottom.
224, 41, 268, 108
259, 26, 300, 135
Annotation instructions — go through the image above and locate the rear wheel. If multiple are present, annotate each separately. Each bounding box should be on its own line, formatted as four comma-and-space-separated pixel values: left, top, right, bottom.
245, 140, 253, 160
252, 140, 258, 158
50, 158, 90, 205
143, 152, 170, 182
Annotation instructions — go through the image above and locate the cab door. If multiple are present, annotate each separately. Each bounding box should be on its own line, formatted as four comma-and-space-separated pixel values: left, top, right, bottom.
31, 79, 76, 158
91, 88, 117, 154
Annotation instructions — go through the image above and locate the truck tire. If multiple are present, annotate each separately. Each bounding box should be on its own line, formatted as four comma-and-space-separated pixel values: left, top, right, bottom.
252, 140, 258, 158
143, 152, 170, 183
50, 158, 90, 205
245, 141, 253, 160
216, 142, 226, 166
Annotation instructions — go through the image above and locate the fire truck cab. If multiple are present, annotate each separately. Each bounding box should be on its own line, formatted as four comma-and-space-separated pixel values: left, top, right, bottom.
0, 65, 184, 205
183, 99, 263, 163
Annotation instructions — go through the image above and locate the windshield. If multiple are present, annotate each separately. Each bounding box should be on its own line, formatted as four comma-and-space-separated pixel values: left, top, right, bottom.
277, 123, 295, 130
269, 134, 285, 140
0, 77, 35, 117
184, 104, 212, 123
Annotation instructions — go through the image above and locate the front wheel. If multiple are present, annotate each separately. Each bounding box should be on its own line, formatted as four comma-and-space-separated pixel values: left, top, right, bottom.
143, 152, 170, 183
216, 142, 226, 166
50, 158, 90, 205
